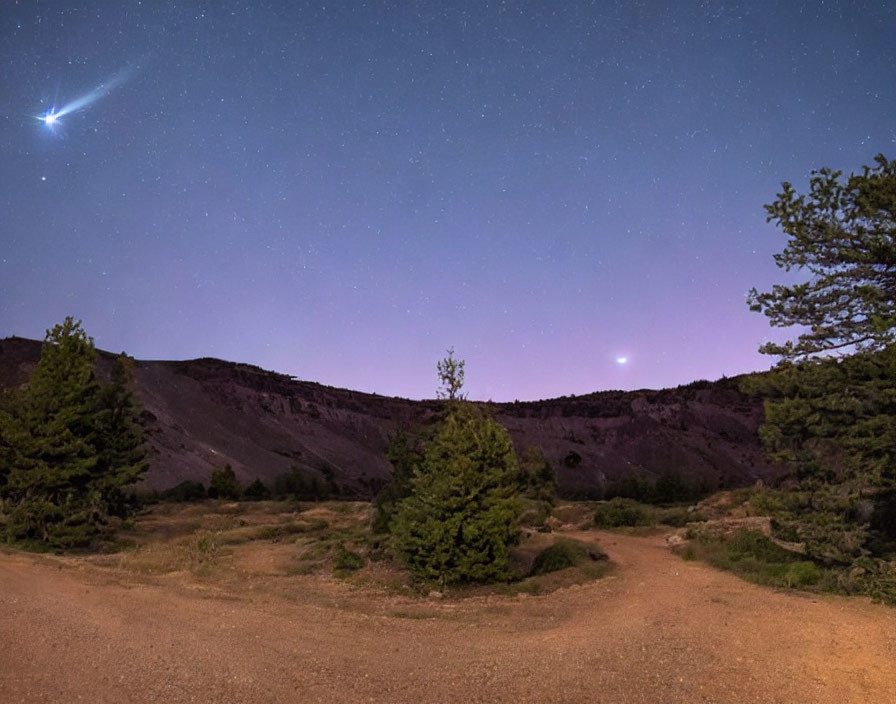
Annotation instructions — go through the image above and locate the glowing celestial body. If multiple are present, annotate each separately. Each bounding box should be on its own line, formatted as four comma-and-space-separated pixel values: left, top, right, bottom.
35, 66, 135, 129
615, 357, 628, 365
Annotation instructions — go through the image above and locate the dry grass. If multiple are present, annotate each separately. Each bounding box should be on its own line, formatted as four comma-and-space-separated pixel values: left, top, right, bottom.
91, 500, 613, 600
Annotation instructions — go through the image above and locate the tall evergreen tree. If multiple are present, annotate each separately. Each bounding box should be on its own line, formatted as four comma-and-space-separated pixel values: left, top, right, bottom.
747, 155, 896, 571
90, 354, 149, 518
0, 318, 147, 547
748, 154, 895, 358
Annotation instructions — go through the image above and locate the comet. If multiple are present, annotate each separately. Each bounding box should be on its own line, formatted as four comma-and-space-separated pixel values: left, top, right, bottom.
36, 66, 134, 128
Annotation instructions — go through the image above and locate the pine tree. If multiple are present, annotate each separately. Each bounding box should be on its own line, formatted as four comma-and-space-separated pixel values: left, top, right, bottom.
243, 478, 271, 501
208, 464, 241, 499
743, 346, 896, 564
90, 354, 149, 518
436, 347, 466, 401
0, 318, 147, 547
748, 154, 896, 358
746, 155, 896, 576
390, 404, 521, 585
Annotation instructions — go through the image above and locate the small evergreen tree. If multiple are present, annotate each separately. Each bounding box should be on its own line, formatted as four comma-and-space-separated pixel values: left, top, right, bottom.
243, 478, 271, 501
436, 346, 466, 401
390, 404, 522, 585
208, 464, 241, 500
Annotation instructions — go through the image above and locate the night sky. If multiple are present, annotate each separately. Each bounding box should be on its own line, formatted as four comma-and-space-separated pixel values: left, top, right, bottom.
2, 2, 894, 401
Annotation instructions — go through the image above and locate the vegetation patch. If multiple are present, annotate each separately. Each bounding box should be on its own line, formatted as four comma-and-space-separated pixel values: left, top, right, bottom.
593, 498, 706, 529
593, 498, 652, 528
333, 544, 366, 575
530, 538, 606, 576
678, 528, 834, 593
252, 519, 329, 541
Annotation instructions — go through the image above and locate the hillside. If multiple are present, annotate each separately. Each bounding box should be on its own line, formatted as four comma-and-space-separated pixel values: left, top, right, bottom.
0, 336, 781, 496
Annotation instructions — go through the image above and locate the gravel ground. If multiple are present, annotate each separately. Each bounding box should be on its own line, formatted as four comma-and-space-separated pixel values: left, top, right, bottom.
1, 530, 894, 703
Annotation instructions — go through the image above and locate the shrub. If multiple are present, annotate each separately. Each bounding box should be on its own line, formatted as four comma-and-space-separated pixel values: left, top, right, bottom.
657, 507, 705, 527
530, 539, 605, 576
242, 478, 271, 501
721, 530, 800, 564
784, 561, 823, 587
254, 519, 328, 541
593, 498, 651, 528
333, 544, 365, 572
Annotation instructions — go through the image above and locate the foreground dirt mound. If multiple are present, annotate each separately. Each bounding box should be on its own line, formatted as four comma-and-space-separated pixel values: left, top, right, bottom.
0, 336, 781, 496
2, 529, 893, 703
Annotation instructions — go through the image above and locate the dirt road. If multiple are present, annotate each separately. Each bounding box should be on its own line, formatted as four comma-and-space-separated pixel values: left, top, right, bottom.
1, 531, 894, 703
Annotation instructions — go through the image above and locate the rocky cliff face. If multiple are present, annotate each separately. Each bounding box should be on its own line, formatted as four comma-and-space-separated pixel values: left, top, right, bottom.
0, 336, 781, 496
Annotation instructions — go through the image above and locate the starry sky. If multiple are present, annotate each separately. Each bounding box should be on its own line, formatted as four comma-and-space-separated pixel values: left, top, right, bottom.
1, 1, 894, 401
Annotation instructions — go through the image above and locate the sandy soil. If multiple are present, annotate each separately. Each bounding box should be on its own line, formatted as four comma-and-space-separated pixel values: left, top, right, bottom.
1, 529, 894, 704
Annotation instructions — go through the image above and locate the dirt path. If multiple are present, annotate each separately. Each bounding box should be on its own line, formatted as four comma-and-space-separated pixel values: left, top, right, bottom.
1, 531, 894, 703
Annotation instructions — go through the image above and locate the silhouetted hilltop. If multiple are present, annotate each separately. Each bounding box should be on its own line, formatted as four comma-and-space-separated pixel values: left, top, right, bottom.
0, 336, 781, 497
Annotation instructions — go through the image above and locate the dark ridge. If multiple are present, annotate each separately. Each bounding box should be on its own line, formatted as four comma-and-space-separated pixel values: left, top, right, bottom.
0, 336, 781, 498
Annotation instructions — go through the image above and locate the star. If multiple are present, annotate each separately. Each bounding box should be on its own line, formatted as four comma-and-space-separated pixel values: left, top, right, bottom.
37, 110, 60, 128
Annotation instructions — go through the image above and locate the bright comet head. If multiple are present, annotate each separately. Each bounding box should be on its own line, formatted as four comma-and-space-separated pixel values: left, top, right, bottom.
40, 111, 58, 126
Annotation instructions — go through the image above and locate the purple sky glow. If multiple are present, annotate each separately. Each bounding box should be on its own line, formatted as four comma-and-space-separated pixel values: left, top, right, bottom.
1, 1, 894, 401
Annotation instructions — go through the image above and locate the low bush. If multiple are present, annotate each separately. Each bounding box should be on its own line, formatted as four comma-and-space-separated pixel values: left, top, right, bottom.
333, 544, 365, 572
593, 498, 651, 528
721, 530, 797, 564
657, 507, 704, 527
530, 538, 605, 576
254, 519, 329, 541
682, 529, 831, 593
782, 561, 823, 587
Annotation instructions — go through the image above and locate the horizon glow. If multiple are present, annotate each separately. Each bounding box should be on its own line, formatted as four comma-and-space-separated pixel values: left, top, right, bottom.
3, 2, 893, 402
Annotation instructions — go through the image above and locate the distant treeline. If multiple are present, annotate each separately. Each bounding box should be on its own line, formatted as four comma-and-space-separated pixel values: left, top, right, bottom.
563, 471, 715, 505
143, 463, 352, 504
